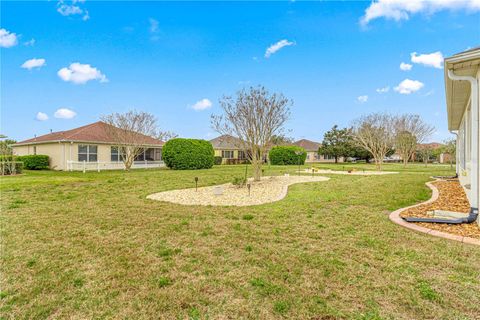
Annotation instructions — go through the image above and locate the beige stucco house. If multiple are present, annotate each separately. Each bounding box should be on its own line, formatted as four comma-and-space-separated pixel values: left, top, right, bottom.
210, 135, 249, 164
292, 139, 344, 163
12, 121, 164, 171
444, 47, 479, 224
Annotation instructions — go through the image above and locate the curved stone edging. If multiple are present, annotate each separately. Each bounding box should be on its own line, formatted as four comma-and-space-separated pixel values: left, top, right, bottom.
389, 180, 480, 246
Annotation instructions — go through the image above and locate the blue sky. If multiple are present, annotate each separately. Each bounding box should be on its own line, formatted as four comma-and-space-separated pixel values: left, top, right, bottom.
1, 1, 479, 142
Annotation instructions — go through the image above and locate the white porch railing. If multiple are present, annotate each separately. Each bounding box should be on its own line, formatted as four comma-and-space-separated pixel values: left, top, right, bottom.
67, 160, 165, 172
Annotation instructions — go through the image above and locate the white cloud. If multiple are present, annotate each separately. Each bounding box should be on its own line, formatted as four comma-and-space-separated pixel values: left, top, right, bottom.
357, 95, 368, 103
0, 28, 18, 48
58, 63, 108, 84
265, 39, 295, 58
376, 86, 390, 93
411, 51, 444, 69
54, 108, 77, 119
400, 62, 412, 71
360, 0, 480, 26
191, 98, 212, 111
57, 0, 89, 21
149, 18, 159, 33
24, 38, 35, 46
394, 79, 424, 94
21, 58, 46, 70
36, 112, 49, 121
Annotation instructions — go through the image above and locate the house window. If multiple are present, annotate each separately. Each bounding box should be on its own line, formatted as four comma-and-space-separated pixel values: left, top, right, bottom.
323, 154, 334, 160
238, 150, 246, 160
78, 145, 98, 162
33, 146, 37, 155
222, 150, 234, 159
111, 146, 123, 162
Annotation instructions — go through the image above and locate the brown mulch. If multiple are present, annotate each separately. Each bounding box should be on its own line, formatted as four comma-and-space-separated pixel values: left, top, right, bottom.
400, 179, 480, 239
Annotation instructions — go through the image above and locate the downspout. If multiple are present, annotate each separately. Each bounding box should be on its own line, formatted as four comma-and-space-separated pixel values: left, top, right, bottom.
403, 69, 479, 224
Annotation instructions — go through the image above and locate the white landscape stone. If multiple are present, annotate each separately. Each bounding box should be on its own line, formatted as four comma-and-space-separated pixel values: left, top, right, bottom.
147, 175, 330, 206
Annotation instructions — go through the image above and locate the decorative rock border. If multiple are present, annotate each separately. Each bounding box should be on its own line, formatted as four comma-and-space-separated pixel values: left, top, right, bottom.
389, 180, 480, 246
147, 175, 330, 207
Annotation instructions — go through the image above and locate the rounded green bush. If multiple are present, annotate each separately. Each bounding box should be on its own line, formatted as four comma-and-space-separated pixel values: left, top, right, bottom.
269, 146, 307, 165
162, 138, 214, 170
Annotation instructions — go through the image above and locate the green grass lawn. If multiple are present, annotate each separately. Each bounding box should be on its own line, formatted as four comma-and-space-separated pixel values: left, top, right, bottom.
1, 163, 479, 319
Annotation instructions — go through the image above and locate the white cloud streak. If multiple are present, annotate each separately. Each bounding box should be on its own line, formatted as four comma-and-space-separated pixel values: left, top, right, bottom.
191, 98, 213, 111
54, 108, 77, 119
21, 58, 46, 70
376, 86, 390, 93
0, 28, 18, 48
58, 62, 108, 84
410, 51, 444, 69
57, 0, 89, 21
357, 95, 369, 103
394, 79, 424, 94
36, 112, 49, 121
360, 0, 480, 26
400, 62, 412, 71
265, 39, 295, 58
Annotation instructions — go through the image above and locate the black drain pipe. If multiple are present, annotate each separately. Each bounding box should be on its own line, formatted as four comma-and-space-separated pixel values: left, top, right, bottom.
403, 207, 478, 224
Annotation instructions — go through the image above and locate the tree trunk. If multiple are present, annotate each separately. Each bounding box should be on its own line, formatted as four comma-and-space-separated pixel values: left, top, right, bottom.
252, 159, 261, 181
335, 156, 338, 163
403, 156, 408, 167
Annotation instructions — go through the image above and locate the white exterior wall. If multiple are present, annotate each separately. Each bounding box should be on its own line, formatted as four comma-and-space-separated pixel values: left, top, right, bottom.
455, 69, 480, 219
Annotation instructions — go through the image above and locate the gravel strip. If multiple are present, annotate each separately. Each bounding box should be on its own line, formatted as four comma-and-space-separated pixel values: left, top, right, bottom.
147, 175, 330, 206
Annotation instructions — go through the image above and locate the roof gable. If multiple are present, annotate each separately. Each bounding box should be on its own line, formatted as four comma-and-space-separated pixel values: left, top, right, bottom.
14, 121, 164, 146
293, 139, 320, 151
209, 135, 244, 149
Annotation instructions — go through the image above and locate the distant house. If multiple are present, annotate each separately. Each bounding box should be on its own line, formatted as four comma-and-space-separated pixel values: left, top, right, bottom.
210, 135, 249, 164
413, 142, 452, 163
292, 139, 344, 163
444, 47, 479, 221
12, 121, 164, 171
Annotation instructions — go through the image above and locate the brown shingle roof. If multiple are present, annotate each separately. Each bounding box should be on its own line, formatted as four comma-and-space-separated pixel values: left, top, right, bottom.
14, 121, 164, 146
209, 135, 244, 150
292, 139, 320, 151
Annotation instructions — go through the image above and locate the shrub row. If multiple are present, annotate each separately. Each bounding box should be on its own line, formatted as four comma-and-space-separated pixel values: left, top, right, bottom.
269, 146, 307, 165
162, 138, 214, 170
1, 155, 50, 170
17, 155, 50, 170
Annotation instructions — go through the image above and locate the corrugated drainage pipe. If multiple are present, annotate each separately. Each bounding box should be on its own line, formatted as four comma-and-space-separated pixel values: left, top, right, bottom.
404, 207, 478, 224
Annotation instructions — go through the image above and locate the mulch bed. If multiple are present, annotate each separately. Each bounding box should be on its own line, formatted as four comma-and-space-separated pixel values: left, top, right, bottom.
400, 179, 480, 239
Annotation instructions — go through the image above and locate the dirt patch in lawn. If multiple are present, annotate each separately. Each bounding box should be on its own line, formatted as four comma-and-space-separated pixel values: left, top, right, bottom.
400, 179, 480, 239
147, 175, 330, 206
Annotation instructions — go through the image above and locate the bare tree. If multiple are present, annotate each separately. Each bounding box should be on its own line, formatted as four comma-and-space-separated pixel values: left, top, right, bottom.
211, 86, 291, 181
157, 130, 178, 142
443, 138, 456, 169
351, 112, 395, 171
101, 110, 162, 170
417, 144, 434, 167
394, 114, 435, 167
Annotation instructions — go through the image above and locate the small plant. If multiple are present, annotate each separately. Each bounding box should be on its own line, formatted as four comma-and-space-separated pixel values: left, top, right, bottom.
157, 276, 172, 288
273, 300, 290, 314
242, 214, 254, 220
232, 176, 246, 187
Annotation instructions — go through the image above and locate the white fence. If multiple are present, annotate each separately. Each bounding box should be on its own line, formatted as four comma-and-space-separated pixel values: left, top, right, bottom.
67, 160, 165, 172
